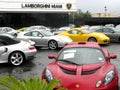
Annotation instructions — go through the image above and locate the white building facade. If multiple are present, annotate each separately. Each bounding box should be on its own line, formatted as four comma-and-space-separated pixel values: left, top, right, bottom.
0, 0, 77, 12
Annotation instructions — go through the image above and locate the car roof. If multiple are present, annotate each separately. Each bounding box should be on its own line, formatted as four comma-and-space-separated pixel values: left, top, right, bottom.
64, 42, 101, 49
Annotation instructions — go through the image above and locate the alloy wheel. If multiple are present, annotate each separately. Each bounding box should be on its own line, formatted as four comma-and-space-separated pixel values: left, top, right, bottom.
9, 52, 24, 66
48, 40, 58, 50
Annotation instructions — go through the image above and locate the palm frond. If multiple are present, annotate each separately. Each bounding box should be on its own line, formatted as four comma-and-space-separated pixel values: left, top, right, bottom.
0, 76, 67, 90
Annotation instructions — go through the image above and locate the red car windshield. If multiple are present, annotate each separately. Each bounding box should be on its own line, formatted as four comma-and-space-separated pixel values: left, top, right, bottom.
57, 47, 106, 65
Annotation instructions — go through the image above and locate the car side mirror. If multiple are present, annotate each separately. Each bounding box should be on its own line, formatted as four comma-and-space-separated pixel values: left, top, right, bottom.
48, 55, 57, 61
106, 54, 117, 60
110, 54, 117, 59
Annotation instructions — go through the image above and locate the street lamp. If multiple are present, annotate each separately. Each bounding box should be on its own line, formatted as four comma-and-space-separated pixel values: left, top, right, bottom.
104, 6, 107, 17
68, 12, 74, 24
72, 12, 74, 24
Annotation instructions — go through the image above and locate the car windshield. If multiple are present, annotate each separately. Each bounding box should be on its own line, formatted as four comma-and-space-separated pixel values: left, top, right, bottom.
57, 47, 106, 65
41, 30, 54, 36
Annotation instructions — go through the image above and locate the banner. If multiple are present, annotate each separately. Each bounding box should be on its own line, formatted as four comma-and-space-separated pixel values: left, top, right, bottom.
0, 0, 77, 12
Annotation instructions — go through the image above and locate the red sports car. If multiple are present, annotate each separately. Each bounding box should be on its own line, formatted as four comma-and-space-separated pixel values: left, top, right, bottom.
42, 42, 118, 90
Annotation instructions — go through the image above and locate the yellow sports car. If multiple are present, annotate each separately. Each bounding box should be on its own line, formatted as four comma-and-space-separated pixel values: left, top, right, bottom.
17, 27, 28, 33
58, 28, 110, 44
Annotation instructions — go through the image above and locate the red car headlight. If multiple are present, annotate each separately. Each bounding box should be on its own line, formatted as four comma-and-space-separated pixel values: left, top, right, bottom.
104, 70, 115, 85
45, 69, 53, 82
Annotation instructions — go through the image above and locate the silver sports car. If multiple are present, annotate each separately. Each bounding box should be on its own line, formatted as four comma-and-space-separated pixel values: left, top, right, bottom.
93, 27, 120, 42
17, 29, 73, 50
0, 34, 37, 66
0, 27, 18, 37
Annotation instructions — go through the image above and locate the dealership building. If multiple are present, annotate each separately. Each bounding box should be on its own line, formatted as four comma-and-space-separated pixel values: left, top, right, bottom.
0, 0, 77, 28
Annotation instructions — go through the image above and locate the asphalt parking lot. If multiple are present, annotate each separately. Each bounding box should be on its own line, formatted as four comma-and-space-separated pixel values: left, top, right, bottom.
0, 42, 120, 88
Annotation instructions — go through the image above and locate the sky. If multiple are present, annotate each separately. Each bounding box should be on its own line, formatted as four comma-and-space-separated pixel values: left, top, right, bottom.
76, 0, 120, 15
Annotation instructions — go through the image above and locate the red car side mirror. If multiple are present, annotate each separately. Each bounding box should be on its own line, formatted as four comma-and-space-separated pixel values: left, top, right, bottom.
48, 55, 57, 61
110, 54, 117, 59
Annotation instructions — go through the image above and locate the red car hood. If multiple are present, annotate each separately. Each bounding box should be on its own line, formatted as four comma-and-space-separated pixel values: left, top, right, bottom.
47, 62, 117, 90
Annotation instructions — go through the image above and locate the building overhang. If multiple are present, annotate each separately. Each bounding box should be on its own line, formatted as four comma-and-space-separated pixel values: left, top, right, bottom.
0, 0, 77, 13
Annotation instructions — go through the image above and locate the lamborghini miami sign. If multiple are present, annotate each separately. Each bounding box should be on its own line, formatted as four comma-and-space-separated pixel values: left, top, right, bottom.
0, 0, 77, 12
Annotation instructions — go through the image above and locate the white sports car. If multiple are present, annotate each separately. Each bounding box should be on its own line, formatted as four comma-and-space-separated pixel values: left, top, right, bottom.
17, 29, 73, 50
0, 34, 37, 66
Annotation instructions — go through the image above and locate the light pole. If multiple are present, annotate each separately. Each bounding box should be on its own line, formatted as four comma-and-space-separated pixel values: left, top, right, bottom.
72, 12, 74, 24
68, 12, 75, 25
104, 6, 107, 17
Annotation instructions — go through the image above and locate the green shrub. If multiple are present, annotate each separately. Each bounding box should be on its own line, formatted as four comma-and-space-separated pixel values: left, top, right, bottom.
0, 76, 67, 90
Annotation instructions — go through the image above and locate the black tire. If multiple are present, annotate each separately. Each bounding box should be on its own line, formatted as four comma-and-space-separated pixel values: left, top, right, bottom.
88, 37, 97, 42
48, 40, 58, 50
9, 52, 24, 66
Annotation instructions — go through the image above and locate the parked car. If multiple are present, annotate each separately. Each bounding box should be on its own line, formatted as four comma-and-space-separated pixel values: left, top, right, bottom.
17, 29, 72, 50
0, 34, 37, 66
88, 25, 103, 31
53, 26, 71, 35
115, 24, 120, 29
25, 25, 51, 31
42, 42, 118, 90
17, 27, 28, 33
93, 27, 120, 42
0, 27, 18, 37
59, 28, 110, 44
105, 24, 114, 28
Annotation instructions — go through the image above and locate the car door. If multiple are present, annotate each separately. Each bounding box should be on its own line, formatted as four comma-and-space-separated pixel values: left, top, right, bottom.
67, 30, 83, 42
24, 31, 48, 46
34, 31, 48, 46
24, 31, 42, 46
